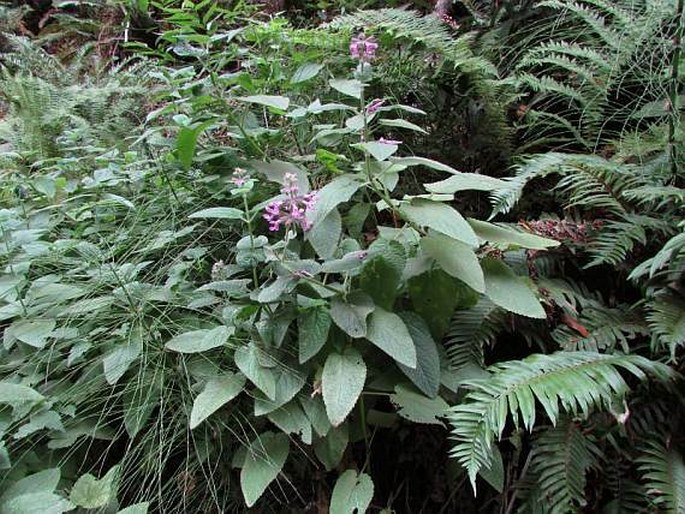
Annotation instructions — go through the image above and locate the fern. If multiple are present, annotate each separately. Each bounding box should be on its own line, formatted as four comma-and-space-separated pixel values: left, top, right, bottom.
448, 351, 673, 490
638, 441, 685, 513
444, 298, 505, 372
520, 418, 601, 513
646, 296, 685, 359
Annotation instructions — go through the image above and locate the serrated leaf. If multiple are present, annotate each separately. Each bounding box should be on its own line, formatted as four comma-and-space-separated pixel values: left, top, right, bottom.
298, 307, 331, 363
397, 313, 440, 398
366, 308, 417, 368
253, 369, 305, 415
5, 319, 55, 349
314, 424, 349, 470
330, 470, 374, 514
379, 118, 428, 134
165, 326, 234, 353
267, 402, 312, 444
1, 469, 60, 503
235, 343, 277, 400
390, 156, 459, 174
469, 219, 560, 250
69, 465, 119, 509
190, 373, 245, 429
322, 347, 366, 426
481, 257, 546, 319
400, 199, 478, 247
330, 293, 375, 338
240, 432, 289, 507
329, 79, 363, 99
103, 342, 141, 385
291, 62, 324, 83
390, 384, 448, 425
425, 173, 508, 193
307, 208, 341, 259
421, 232, 485, 293
116, 503, 150, 514
307, 175, 361, 227
1, 492, 73, 514
238, 95, 290, 110
354, 141, 399, 161
188, 207, 244, 220
0, 383, 43, 406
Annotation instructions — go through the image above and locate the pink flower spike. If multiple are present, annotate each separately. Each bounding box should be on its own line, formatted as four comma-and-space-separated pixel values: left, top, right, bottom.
379, 137, 402, 145
350, 34, 378, 62
365, 98, 385, 115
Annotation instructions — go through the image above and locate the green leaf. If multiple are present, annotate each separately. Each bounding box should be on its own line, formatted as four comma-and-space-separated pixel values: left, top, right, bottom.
267, 402, 312, 444
322, 347, 367, 427
238, 95, 290, 110
234, 342, 277, 400
379, 118, 428, 134
409, 269, 477, 339
240, 432, 289, 507
103, 342, 141, 385
308, 175, 361, 228
165, 326, 234, 353
481, 258, 546, 319
291, 63, 324, 84
176, 121, 212, 171
366, 308, 417, 368
188, 207, 244, 220
1, 469, 61, 502
329, 79, 363, 99
469, 219, 560, 250
330, 293, 375, 339
359, 256, 401, 310
14, 410, 64, 439
298, 307, 332, 363
69, 465, 119, 509
354, 141, 399, 162
390, 156, 459, 174
307, 208, 342, 259
425, 174, 508, 194
397, 313, 441, 398
0, 383, 43, 406
330, 470, 374, 514
5, 319, 55, 349
314, 424, 349, 470
421, 232, 485, 293
116, 503, 150, 514
390, 384, 448, 426
1, 492, 73, 514
190, 373, 245, 429
253, 369, 305, 415
400, 199, 478, 247
301, 396, 331, 437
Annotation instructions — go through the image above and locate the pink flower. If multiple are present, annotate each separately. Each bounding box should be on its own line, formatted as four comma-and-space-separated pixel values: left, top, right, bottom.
379, 137, 402, 145
365, 98, 385, 115
263, 173, 318, 233
350, 34, 378, 62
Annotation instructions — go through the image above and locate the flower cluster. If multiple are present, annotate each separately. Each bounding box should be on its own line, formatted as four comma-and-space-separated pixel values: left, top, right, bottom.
350, 34, 378, 62
365, 98, 384, 115
263, 173, 318, 232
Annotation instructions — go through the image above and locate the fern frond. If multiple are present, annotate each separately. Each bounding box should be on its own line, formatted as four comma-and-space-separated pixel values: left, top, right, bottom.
646, 296, 685, 359
522, 418, 601, 513
638, 441, 685, 513
445, 298, 505, 371
448, 351, 673, 490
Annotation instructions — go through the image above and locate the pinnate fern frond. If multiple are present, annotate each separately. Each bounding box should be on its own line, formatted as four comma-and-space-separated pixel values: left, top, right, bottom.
522, 418, 601, 513
646, 296, 685, 359
448, 352, 673, 490
638, 441, 685, 513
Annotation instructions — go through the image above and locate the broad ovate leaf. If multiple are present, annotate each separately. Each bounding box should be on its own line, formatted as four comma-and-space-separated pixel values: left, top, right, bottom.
165, 326, 234, 353
469, 219, 561, 250
481, 257, 547, 319
396, 313, 441, 398
190, 373, 246, 429
366, 308, 417, 368
238, 95, 290, 111
322, 348, 366, 427
421, 232, 485, 293
330, 470, 374, 514
400, 199, 478, 247
69, 465, 119, 509
329, 79, 363, 99
240, 432, 289, 507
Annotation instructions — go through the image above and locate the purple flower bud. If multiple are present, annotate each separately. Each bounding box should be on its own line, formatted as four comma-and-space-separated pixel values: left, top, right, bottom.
365, 98, 385, 115
350, 34, 378, 62
378, 137, 402, 145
